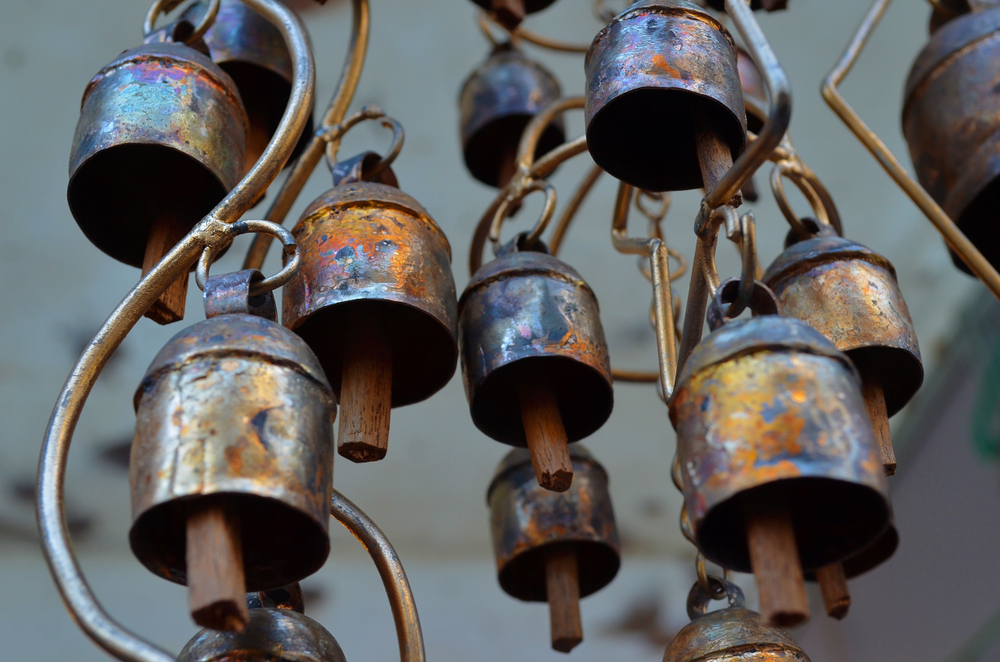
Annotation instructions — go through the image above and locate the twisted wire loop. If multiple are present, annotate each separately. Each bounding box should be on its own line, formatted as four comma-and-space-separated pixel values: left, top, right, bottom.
196, 220, 301, 295
144, 0, 220, 42
696, 553, 733, 600
322, 106, 404, 169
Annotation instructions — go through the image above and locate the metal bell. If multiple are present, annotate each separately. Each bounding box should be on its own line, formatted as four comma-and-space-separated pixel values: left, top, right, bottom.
663, 580, 809, 662
469, 0, 558, 30
705, 0, 788, 11
180, 609, 346, 662
903, 5, 1000, 272
585, 0, 747, 192
459, 43, 564, 187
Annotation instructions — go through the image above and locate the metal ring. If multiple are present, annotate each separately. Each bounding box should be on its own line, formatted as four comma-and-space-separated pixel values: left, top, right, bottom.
771, 161, 836, 240
706, 278, 780, 330
726, 213, 757, 319
636, 189, 670, 225
490, 180, 557, 252
696, 553, 733, 601
321, 105, 397, 167
687, 576, 744, 621
144, 0, 219, 44
363, 117, 404, 181
196, 220, 300, 295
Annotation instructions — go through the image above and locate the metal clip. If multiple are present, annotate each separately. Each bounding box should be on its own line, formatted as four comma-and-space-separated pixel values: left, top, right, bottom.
203, 269, 278, 321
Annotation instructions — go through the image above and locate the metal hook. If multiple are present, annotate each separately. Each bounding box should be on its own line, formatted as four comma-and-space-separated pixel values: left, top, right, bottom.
144, 0, 219, 44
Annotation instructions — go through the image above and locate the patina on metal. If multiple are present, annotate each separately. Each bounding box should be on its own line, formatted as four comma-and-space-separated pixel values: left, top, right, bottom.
670, 313, 890, 573
487, 446, 620, 601
459, 238, 613, 445
67, 41, 248, 267
179, 608, 347, 662
737, 47, 765, 134
247, 583, 305, 613
459, 43, 564, 186
763, 235, 922, 416
585, 0, 747, 192
663, 579, 809, 662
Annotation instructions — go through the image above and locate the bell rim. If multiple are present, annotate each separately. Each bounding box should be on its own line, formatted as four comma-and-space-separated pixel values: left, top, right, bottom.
486, 444, 603, 503
496, 539, 621, 602
762, 235, 898, 286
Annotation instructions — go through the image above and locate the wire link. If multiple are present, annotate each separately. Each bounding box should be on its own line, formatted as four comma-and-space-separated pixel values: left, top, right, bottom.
144, 0, 219, 43
696, 553, 733, 600
196, 219, 300, 296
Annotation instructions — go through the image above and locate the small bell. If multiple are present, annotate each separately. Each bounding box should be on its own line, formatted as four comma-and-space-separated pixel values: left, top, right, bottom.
131, 270, 335, 632
459, 237, 613, 492
488, 446, 620, 653
585, 0, 746, 192
469, 0, 559, 30
704, 0, 788, 12
903, 4, 1000, 273
459, 43, 564, 187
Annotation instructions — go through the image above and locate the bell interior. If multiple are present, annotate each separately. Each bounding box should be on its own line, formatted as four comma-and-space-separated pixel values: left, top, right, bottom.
587, 88, 745, 193
471, 355, 613, 445
950, 173, 1000, 275
695, 477, 890, 573
806, 522, 899, 581
463, 115, 564, 187
847, 345, 924, 418
497, 540, 620, 602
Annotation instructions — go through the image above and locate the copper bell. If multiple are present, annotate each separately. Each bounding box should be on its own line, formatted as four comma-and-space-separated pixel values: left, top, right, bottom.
488, 446, 620, 652
663, 579, 809, 662
902, 4, 1000, 272
459, 43, 564, 187
180, 607, 346, 662
585, 0, 746, 192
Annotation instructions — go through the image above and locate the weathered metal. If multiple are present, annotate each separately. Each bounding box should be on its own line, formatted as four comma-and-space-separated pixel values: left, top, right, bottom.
282, 181, 459, 407
459, 241, 613, 445
130, 313, 336, 591
585, 0, 746, 192
763, 235, 923, 416
179, 608, 347, 662
487, 446, 620, 601
247, 583, 305, 613
459, 43, 564, 186
670, 314, 890, 572
737, 47, 765, 134
67, 41, 247, 267
202, 268, 279, 321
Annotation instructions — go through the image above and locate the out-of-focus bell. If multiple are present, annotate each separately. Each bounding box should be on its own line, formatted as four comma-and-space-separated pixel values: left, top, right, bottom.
705, 0, 788, 12
180, 608, 347, 662
469, 0, 559, 30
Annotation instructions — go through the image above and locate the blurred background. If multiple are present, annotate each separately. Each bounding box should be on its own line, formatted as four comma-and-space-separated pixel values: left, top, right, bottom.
3, 0, 1000, 659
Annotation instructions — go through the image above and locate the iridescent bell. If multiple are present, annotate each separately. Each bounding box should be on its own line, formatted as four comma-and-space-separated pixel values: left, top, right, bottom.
459, 43, 564, 187
283, 153, 459, 464
459, 237, 613, 492
488, 446, 620, 653
131, 270, 335, 631
903, 3, 1000, 272
663, 579, 809, 662
585, 0, 746, 192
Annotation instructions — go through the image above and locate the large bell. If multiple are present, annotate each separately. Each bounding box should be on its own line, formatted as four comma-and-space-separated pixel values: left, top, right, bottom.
459, 43, 564, 187
585, 0, 746, 192
903, 5, 1000, 272
180, 608, 347, 662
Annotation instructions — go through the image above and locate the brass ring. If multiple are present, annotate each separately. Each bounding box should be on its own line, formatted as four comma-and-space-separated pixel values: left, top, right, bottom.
490, 180, 557, 251
196, 220, 300, 295
696, 552, 732, 599
144, 0, 220, 44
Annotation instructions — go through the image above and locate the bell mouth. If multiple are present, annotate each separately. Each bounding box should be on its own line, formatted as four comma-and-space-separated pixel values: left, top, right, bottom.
806, 522, 899, 581
847, 346, 924, 418
586, 88, 745, 192
947, 169, 1000, 275
498, 540, 620, 602
463, 115, 565, 187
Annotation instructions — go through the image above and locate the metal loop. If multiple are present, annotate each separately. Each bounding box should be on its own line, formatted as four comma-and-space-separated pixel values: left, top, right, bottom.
490, 180, 557, 252
726, 212, 757, 319
636, 189, 670, 225
144, 0, 219, 44
696, 553, 734, 601
680, 507, 696, 544
706, 278, 780, 330
196, 220, 300, 295
771, 161, 836, 240
321, 106, 400, 168
687, 575, 743, 621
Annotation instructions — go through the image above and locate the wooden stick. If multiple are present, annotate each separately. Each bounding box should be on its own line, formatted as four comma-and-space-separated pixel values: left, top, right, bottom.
187, 502, 248, 632
545, 547, 583, 653
691, 102, 742, 207
338, 308, 393, 463
520, 381, 573, 492
491, 0, 525, 30
745, 496, 810, 627
815, 563, 851, 620
142, 214, 190, 325
862, 375, 895, 476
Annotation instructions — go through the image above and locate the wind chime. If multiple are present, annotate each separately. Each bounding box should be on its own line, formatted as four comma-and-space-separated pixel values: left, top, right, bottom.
35, 0, 1000, 660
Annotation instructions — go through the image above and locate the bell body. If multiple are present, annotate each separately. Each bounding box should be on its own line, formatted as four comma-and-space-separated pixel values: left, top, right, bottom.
470, 0, 558, 14
585, 0, 746, 192
283, 182, 459, 406
180, 608, 347, 662
488, 446, 620, 601
763, 235, 923, 416
903, 7, 1000, 272
460, 44, 564, 186
670, 316, 889, 572
68, 42, 247, 267
459, 248, 613, 445
130, 314, 335, 591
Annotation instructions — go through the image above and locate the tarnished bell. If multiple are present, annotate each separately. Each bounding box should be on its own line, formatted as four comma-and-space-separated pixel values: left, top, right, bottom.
283, 181, 459, 407
763, 235, 923, 417
664, 580, 809, 662
903, 5, 1000, 272
459, 241, 613, 445
460, 43, 564, 187
130, 312, 336, 591
488, 446, 620, 601
180, 608, 347, 662
469, 0, 558, 16
68, 40, 247, 267
585, 0, 747, 192
670, 312, 890, 572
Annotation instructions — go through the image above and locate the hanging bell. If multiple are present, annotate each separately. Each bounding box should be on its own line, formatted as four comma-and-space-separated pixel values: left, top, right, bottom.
459, 43, 564, 187
663, 579, 809, 662
282, 155, 459, 464
180, 608, 346, 662
469, 0, 559, 30
704, 0, 788, 11
131, 270, 335, 631
488, 446, 620, 653
903, 3, 1000, 273
585, 0, 746, 192
459, 237, 613, 492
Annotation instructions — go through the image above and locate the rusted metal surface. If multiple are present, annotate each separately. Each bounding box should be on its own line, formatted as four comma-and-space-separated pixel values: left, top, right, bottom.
585, 0, 746, 192
737, 47, 765, 134
763, 235, 922, 416
487, 446, 620, 602
130, 313, 335, 591
670, 315, 890, 572
459, 43, 564, 186
203, 269, 278, 321
282, 181, 459, 407
68, 42, 247, 267
179, 608, 347, 662
459, 244, 613, 445
903, 6, 1000, 272
247, 583, 305, 613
